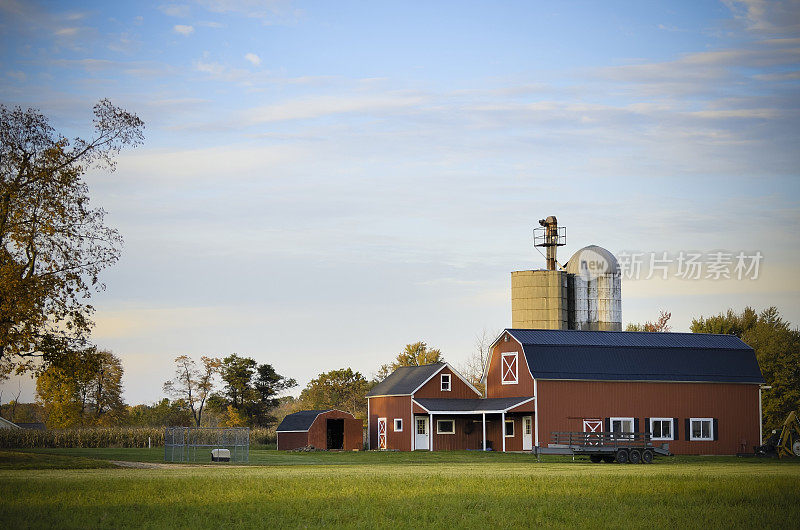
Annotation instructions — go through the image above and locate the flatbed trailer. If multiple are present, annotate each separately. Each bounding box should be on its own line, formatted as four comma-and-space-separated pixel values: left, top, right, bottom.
535, 431, 671, 463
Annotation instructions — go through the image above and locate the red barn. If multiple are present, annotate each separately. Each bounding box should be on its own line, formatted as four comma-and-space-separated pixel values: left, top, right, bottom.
276, 409, 363, 451
368, 329, 764, 455
484, 329, 765, 455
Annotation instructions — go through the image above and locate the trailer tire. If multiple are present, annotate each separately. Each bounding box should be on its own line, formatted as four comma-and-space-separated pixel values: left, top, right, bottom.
602, 455, 615, 463
615, 449, 629, 464
629, 449, 641, 464
590, 455, 602, 463
642, 450, 654, 464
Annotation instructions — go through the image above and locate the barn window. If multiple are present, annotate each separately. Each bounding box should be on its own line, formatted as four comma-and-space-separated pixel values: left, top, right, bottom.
437, 419, 455, 434
610, 417, 634, 439
505, 419, 515, 437
501, 352, 518, 384
650, 418, 673, 440
440, 373, 451, 392
690, 418, 713, 441
393, 418, 403, 432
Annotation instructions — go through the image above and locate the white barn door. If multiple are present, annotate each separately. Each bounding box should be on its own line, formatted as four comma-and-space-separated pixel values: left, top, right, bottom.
522, 416, 533, 450
377, 417, 387, 450
414, 416, 429, 450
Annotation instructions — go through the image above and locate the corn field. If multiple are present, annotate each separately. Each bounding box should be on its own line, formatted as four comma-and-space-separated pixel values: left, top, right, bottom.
0, 426, 278, 448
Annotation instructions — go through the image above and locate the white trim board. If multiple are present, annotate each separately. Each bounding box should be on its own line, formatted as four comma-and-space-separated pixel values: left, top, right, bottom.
411, 396, 535, 415
411, 362, 482, 398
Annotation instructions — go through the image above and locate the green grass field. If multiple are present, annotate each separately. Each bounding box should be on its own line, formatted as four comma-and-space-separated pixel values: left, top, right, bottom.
1, 449, 799, 528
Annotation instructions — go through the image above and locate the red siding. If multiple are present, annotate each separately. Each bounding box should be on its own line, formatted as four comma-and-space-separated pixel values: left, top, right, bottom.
277, 431, 308, 451
415, 366, 481, 399
425, 413, 531, 451
486, 337, 534, 398
429, 416, 500, 451
344, 418, 364, 450
536, 380, 760, 455
368, 396, 412, 451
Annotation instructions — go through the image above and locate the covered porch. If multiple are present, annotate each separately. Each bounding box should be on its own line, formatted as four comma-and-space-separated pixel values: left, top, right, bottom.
411, 397, 536, 452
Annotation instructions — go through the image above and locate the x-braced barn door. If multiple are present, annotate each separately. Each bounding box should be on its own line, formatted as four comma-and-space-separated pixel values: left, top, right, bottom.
377, 417, 387, 450
583, 419, 602, 445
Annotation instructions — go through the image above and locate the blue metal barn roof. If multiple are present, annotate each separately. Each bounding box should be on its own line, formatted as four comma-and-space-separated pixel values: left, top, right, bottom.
505, 329, 764, 384
276, 410, 332, 432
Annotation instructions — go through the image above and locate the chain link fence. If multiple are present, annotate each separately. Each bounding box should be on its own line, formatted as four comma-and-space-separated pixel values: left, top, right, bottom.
164, 427, 249, 463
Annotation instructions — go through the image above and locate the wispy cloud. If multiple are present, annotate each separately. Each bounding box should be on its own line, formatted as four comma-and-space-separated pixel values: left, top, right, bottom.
724, 0, 800, 35
173, 24, 194, 35
195, 0, 300, 25
243, 93, 425, 123
159, 4, 191, 17
244, 52, 261, 65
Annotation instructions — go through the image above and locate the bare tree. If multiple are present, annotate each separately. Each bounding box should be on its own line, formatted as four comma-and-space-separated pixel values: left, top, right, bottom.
163, 355, 221, 427
8, 381, 22, 422
459, 328, 501, 396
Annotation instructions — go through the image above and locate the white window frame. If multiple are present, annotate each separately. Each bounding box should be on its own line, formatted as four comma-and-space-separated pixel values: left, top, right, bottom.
649, 418, 673, 441
440, 373, 451, 392
436, 419, 455, 435
505, 419, 515, 437
610, 417, 634, 439
501, 352, 518, 385
393, 418, 403, 432
690, 418, 713, 441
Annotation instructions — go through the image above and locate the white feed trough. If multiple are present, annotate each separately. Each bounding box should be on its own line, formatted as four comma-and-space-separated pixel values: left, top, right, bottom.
211, 448, 231, 462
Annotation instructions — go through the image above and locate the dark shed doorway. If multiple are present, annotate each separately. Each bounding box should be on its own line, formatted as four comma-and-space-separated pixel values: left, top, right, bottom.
326, 418, 344, 449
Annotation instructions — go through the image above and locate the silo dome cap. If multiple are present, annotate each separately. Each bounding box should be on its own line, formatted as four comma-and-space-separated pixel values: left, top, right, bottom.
565, 245, 620, 280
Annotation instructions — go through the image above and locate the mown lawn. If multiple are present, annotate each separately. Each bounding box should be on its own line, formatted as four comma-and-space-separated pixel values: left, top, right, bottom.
1, 450, 798, 528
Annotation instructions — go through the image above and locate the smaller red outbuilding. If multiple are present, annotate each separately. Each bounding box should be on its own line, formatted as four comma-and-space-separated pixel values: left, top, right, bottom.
276, 409, 363, 451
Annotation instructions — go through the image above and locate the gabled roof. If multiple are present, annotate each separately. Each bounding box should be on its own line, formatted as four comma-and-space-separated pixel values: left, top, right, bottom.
0, 416, 20, 429
413, 397, 534, 413
276, 410, 332, 432
366, 362, 446, 397
366, 362, 482, 398
502, 329, 764, 384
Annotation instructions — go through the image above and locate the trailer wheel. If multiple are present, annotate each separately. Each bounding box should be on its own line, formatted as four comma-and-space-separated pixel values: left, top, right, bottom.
602, 455, 615, 463
615, 449, 629, 464
629, 449, 641, 464
589, 455, 602, 463
641, 450, 654, 464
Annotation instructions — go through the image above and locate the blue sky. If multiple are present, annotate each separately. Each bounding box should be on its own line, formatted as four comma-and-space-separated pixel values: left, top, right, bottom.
1, 0, 799, 404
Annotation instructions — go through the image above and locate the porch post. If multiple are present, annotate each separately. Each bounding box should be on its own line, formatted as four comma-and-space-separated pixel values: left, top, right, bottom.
482, 413, 486, 451
429, 413, 433, 451
502, 412, 506, 452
